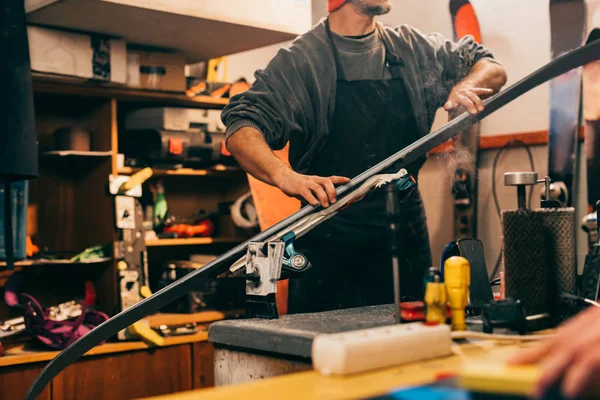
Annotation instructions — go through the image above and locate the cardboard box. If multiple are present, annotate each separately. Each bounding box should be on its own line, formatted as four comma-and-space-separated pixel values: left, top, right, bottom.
127, 49, 186, 92
27, 25, 127, 83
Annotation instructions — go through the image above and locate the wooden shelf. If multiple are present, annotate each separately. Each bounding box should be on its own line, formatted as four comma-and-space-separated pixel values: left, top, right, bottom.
0, 257, 112, 268
0, 331, 209, 368
118, 166, 243, 178
145, 237, 243, 247
32, 75, 229, 109
0, 258, 112, 287
25, 0, 301, 63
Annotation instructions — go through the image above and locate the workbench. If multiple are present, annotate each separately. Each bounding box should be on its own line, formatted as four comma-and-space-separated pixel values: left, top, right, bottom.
141, 340, 528, 400
208, 304, 399, 386
0, 311, 227, 400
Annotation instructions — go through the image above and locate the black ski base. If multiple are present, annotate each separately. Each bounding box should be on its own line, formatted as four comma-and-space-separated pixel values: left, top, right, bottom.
246, 294, 279, 319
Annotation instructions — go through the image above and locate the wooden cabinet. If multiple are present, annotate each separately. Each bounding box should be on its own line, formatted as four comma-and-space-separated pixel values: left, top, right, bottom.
0, 339, 214, 400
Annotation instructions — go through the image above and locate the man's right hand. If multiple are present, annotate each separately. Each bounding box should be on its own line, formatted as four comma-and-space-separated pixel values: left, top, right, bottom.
274, 169, 350, 207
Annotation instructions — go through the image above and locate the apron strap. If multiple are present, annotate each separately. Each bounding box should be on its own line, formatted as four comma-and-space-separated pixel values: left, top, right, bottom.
325, 17, 347, 81
376, 24, 406, 79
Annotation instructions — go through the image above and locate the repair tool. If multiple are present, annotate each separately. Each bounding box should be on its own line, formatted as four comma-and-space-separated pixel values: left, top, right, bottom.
503, 172, 577, 327
26, 39, 600, 399
424, 271, 447, 325
444, 256, 470, 331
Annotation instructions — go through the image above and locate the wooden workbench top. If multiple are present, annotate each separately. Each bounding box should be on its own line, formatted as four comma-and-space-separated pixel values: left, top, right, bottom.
141, 341, 531, 400
0, 331, 209, 368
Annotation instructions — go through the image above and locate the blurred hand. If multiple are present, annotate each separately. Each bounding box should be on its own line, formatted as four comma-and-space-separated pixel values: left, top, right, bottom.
509, 306, 600, 399
444, 82, 494, 116
275, 169, 350, 207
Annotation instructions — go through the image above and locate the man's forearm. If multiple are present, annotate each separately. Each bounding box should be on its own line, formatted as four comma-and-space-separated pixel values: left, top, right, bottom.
463, 59, 508, 94
226, 126, 290, 187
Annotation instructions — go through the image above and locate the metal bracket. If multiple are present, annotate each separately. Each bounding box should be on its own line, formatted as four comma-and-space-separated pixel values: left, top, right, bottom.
245, 242, 284, 319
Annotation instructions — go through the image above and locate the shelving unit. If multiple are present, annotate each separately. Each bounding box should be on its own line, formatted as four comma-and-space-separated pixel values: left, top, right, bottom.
25, 0, 306, 63
32, 75, 229, 109
119, 166, 243, 178
1, 73, 251, 322
145, 237, 243, 247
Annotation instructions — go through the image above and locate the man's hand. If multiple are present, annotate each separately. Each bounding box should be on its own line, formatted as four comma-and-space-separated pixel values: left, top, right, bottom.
444, 82, 494, 115
274, 169, 350, 207
509, 306, 600, 399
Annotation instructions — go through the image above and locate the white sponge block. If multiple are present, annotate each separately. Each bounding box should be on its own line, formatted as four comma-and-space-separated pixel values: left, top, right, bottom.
312, 323, 453, 376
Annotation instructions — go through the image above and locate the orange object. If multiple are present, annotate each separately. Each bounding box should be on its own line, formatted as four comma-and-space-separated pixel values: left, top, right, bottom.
186, 81, 207, 97
328, 0, 347, 12
246, 143, 301, 315
399, 301, 452, 322
26, 236, 39, 258
221, 140, 231, 157
230, 79, 251, 97
211, 84, 231, 99
163, 220, 214, 238
454, 3, 483, 43
168, 138, 183, 155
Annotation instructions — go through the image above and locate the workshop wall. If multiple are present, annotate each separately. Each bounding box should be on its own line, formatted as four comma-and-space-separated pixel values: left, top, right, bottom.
226, 0, 591, 275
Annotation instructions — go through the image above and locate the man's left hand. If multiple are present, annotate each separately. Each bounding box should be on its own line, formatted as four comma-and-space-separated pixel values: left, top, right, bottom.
444, 82, 494, 115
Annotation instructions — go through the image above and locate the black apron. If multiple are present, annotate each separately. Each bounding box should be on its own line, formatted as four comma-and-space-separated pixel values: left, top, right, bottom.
288, 20, 432, 314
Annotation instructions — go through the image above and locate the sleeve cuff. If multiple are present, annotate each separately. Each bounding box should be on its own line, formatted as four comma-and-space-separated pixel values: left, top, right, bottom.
225, 119, 265, 140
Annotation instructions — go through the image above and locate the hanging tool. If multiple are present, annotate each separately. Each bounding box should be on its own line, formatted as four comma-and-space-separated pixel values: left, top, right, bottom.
444, 256, 470, 331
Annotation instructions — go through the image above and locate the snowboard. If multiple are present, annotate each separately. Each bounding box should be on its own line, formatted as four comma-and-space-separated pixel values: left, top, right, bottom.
25, 39, 600, 400
548, 0, 587, 207
449, 0, 483, 239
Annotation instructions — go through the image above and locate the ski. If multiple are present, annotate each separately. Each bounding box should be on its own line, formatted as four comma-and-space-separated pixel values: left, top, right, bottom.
25, 39, 600, 400
548, 0, 587, 206
449, 0, 483, 239
583, 28, 600, 248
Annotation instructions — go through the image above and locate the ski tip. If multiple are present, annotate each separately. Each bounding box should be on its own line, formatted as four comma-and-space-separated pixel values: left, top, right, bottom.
587, 29, 600, 44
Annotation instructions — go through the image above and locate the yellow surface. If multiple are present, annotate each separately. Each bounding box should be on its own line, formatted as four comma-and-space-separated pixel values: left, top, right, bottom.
458, 363, 541, 396
141, 342, 532, 400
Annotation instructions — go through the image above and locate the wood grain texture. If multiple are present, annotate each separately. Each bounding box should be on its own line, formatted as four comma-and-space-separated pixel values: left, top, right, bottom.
0, 363, 52, 400
52, 344, 193, 400
192, 342, 215, 389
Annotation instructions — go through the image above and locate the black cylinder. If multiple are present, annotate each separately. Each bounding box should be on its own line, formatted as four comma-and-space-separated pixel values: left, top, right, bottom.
502, 208, 577, 327
0, 0, 39, 180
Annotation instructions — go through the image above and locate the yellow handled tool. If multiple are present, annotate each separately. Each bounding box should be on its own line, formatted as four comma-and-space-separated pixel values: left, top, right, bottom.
119, 167, 153, 193
444, 256, 470, 331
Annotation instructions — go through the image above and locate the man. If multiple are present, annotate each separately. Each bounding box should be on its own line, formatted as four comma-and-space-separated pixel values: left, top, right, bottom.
510, 306, 600, 399
222, 0, 507, 314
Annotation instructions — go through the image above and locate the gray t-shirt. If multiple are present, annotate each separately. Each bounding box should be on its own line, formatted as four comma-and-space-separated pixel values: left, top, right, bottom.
330, 29, 393, 81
